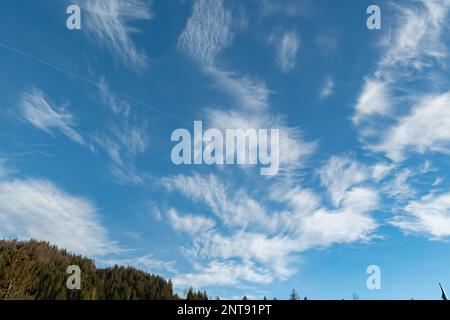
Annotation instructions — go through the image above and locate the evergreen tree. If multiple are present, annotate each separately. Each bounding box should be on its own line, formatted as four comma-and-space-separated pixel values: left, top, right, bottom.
0, 248, 36, 299
0, 240, 185, 300
186, 288, 195, 300
290, 288, 299, 300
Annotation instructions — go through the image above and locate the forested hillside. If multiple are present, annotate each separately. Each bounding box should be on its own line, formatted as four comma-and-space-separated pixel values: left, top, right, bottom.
0, 240, 207, 300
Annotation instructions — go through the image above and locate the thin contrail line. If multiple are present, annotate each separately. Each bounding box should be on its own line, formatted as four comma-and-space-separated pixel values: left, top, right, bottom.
0, 41, 193, 128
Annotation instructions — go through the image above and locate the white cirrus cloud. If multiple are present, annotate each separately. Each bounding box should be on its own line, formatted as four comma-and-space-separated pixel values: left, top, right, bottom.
319, 155, 369, 207
178, 0, 233, 66
168, 214, 295, 288
319, 76, 334, 99
161, 174, 274, 231
0, 176, 118, 256
205, 108, 317, 172
82, 0, 153, 71
165, 211, 282, 290
380, 0, 450, 71
93, 121, 149, 186
371, 162, 395, 182
186, 231, 296, 280
93, 78, 150, 185
206, 67, 271, 110
392, 190, 450, 239
382, 168, 416, 201
172, 259, 273, 289
295, 187, 379, 250
98, 77, 132, 117
167, 208, 216, 235
353, 0, 450, 125
370, 91, 450, 162
272, 30, 300, 73
272, 179, 380, 251
162, 169, 380, 290
20, 87, 85, 146
353, 78, 391, 124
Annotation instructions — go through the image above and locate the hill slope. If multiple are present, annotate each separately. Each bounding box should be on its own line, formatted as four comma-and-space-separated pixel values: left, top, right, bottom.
0, 239, 207, 300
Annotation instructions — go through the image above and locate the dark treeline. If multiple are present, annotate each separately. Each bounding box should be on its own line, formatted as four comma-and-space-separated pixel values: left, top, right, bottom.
0, 240, 207, 300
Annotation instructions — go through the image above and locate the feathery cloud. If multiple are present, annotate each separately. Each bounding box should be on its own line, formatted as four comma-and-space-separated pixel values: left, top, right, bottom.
98, 77, 132, 117
162, 169, 380, 289
206, 67, 271, 110
167, 208, 216, 235
273, 31, 300, 73
371, 91, 450, 162
0, 177, 118, 256
392, 190, 450, 239
162, 174, 273, 231
172, 259, 273, 289
353, 0, 450, 126
178, 0, 233, 66
83, 0, 153, 71
93, 122, 149, 185
205, 108, 316, 172
319, 156, 369, 207
93, 78, 150, 185
353, 78, 391, 124
20, 87, 84, 145
319, 76, 334, 99
380, 0, 450, 71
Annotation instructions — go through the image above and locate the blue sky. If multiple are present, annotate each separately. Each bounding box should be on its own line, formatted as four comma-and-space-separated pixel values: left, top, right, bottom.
1, 0, 450, 300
